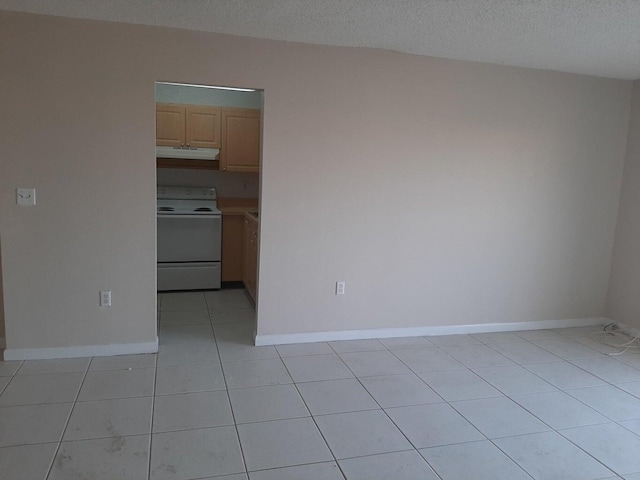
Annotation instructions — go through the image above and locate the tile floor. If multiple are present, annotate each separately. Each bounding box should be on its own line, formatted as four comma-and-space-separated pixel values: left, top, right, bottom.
1, 290, 640, 479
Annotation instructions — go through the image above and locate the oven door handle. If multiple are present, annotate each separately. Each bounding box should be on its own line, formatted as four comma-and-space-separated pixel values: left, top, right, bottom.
157, 214, 221, 219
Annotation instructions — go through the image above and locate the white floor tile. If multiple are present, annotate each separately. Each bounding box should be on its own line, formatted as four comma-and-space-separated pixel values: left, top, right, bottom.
573, 336, 629, 355
471, 332, 524, 344
494, 431, 614, 480
0, 443, 58, 480
159, 324, 214, 344
0, 403, 72, 446
570, 357, 640, 384
153, 391, 233, 432
510, 390, 609, 429
359, 373, 443, 407
417, 369, 502, 402
205, 290, 252, 311
228, 384, 309, 423
425, 334, 481, 346
514, 329, 562, 341
282, 354, 354, 382
210, 308, 256, 325
213, 323, 255, 341
89, 354, 156, 371
523, 361, 607, 389
0, 372, 84, 406
157, 342, 220, 367
378, 336, 431, 349
619, 418, 640, 436
248, 462, 344, 480
567, 385, 640, 421
339, 350, 411, 377
155, 363, 225, 395
339, 450, 440, 480
151, 426, 244, 480
296, 378, 379, 415
420, 440, 532, 480
0, 361, 22, 377
532, 338, 602, 360
451, 397, 549, 438
329, 339, 385, 353
79, 368, 155, 401
161, 292, 207, 311
17, 357, 90, 375
472, 365, 556, 395
0, 377, 9, 394
64, 397, 152, 441
238, 417, 332, 471
217, 340, 279, 362
440, 344, 515, 368
553, 326, 605, 338
223, 358, 292, 389
618, 381, 640, 398
49, 435, 151, 480
488, 341, 561, 364
385, 403, 484, 448
275, 342, 334, 357
561, 423, 640, 475
615, 354, 640, 370
391, 347, 464, 372
315, 409, 412, 459
160, 309, 211, 326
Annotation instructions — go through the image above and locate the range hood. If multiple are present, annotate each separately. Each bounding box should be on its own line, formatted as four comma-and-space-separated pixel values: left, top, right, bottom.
156, 146, 220, 161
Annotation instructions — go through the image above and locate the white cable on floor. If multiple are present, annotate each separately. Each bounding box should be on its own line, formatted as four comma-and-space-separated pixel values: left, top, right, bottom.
590, 324, 640, 356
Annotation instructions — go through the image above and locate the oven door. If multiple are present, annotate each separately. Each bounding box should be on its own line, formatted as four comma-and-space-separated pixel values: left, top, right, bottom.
157, 214, 222, 263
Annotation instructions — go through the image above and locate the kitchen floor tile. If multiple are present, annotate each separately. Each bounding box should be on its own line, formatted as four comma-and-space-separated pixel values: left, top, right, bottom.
49, 435, 150, 480
151, 426, 244, 480
425, 334, 481, 346
339, 350, 412, 377
359, 373, 443, 407
282, 354, 354, 382
531, 338, 603, 360
570, 356, 640, 384
248, 462, 344, 480
615, 353, 640, 369
89, 354, 156, 371
385, 403, 484, 448
217, 340, 279, 362
391, 347, 464, 372
153, 391, 233, 432
339, 450, 440, 480
205, 289, 253, 310
573, 336, 628, 355
378, 336, 431, 349
440, 344, 515, 368
493, 431, 614, 480
155, 363, 225, 395
471, 332, 524, 344
0, 361, 22, 377
160, 309, 211, 326
17, 357, 90, 375
523, 361, 607, 389
161, 292, 207, 311
0, 377, 9, 394
617, 381, 640, 398
472, 365, 556, 395
329, 339, 386, 353
513, 329, 562, 341
78, 368, 155, 401
417, 369, 502, 402
158, 324, 214, 344
451, 396, 549, 438
553, 326, 605, 338
420, 440, 532, 480
619, 418, 640, 436
315, 409, 413, 459
566, 385, 640, 421
0, 372, 84, 406
238, 417, 332, 471
210, 307, 255, 324
275, 342, 334, 357
488, 341, 561, 364
0, 443, 58, 480
510, 390, 609, 429
157, 342, 220, 367
561, 423, 640, 475
0, 402, 72, 446
296, 378, 379, 415
223, 358, 293, 389
213, 323, 255, 341
228, 384, 309, 424
64, 397, 152, 441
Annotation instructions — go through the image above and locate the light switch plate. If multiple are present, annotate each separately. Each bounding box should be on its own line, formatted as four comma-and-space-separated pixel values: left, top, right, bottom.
16, 188, 36, 206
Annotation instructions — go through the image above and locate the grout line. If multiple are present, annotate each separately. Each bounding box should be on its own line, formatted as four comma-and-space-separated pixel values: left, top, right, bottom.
147, 346, 159, 480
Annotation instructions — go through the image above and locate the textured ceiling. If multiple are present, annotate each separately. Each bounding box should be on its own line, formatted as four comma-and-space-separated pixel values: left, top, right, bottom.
2, 0, 640, 79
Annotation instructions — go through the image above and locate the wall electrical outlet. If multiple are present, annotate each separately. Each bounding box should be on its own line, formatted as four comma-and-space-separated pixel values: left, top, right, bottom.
336, 281, 346, 295
16, 188, 36, 206
100, 290, 112, 307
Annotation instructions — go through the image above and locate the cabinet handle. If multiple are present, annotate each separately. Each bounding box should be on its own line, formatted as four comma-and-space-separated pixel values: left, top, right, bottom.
187, 143, 190, 147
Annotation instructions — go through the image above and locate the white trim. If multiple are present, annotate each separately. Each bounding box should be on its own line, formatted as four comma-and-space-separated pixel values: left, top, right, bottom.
2, 339, 158, 361
255, 317, 606, 346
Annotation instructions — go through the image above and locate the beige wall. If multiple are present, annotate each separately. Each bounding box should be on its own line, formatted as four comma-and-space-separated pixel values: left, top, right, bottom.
0, 12, 632, 351
607, 80, 640, 330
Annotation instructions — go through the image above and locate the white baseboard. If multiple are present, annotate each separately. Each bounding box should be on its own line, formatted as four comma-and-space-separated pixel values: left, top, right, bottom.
255, 317, 607, 346
3, 339, 158, 361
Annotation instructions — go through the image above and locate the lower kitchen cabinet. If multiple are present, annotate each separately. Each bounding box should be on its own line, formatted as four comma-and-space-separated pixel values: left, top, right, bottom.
221, 214, 244, 282
243, 215, 259, 302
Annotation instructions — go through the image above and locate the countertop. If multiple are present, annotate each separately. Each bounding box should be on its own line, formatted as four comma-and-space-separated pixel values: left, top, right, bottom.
217, 197, 258, 216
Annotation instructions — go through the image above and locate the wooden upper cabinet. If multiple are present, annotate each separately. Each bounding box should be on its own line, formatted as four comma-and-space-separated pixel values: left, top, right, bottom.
220, 108, 261, 172
186, 106, 221, 148
156, 104, 185, 147
156, 103, 221, 148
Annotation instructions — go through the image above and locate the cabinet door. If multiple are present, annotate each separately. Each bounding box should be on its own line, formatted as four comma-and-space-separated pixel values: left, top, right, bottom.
221, 215, 244, 282
242, 218, 252, 288
186, 106, 221, 149
221, 108, 261, 172
156, 104, 185, 147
